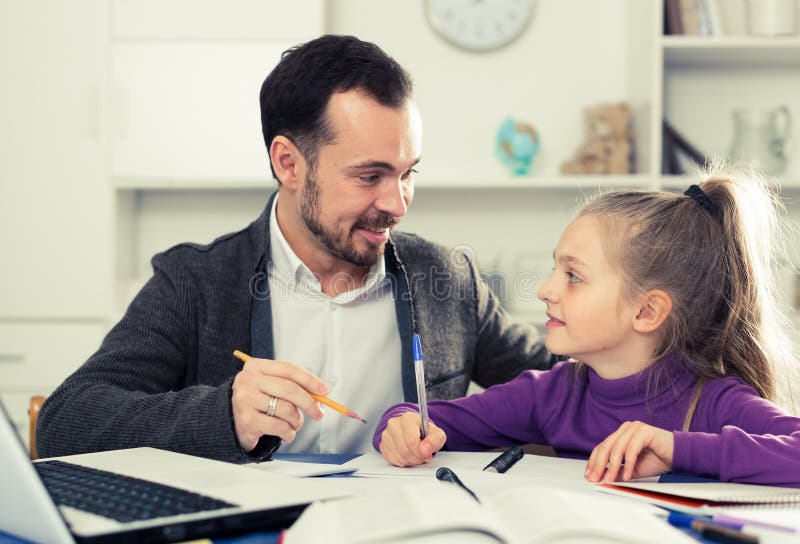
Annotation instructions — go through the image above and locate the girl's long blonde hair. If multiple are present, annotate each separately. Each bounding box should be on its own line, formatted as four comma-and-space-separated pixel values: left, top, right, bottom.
579, 167, 796, 407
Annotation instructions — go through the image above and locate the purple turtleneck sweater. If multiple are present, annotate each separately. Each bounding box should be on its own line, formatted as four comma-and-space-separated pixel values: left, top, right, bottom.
373, 355, 800, 487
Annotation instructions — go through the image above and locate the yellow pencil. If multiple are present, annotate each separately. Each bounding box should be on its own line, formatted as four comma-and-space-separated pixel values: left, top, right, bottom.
233, 350, 367, 424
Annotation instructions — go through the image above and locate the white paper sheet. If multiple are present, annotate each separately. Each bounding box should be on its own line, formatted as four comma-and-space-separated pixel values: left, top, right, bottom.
248, 459, 357, 477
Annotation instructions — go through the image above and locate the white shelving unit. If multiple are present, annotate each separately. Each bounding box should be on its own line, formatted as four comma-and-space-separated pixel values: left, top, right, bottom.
663, 36, 800, 68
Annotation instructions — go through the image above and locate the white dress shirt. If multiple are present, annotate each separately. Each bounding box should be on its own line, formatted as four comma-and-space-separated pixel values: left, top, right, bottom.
267, 195, 404, 454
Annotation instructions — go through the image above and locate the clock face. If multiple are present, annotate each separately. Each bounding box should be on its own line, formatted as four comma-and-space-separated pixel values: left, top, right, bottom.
425, 0, 536, 52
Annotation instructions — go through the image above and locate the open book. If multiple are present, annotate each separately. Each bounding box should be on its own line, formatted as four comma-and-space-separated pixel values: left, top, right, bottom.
599, 481, 800, 515
281, 480, 694, 543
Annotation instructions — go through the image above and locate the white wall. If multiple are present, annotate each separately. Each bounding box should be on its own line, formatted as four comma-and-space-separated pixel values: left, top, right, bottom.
327, 0, 630, 180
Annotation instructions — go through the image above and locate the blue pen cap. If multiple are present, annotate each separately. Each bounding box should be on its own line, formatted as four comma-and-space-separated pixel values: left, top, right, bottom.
413, 333, 423, 361
667, 512, 697, 529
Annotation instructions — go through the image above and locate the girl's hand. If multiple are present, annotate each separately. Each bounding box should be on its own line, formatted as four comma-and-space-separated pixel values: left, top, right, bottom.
379, 412, 447, 467
585, 421, 674, 482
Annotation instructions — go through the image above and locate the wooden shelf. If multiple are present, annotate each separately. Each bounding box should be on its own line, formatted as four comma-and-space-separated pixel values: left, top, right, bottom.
662, 36, 800, 69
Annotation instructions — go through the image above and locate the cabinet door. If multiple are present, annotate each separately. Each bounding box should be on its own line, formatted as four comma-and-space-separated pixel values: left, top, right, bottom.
0, 0, 111, 319
0, 323, 108, 451
109, 0, 324, 183
111, 0, 324, 41
111, 42, 290, 181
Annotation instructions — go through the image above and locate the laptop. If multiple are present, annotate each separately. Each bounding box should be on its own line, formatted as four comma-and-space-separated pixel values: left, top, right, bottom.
0, 401, 348, 543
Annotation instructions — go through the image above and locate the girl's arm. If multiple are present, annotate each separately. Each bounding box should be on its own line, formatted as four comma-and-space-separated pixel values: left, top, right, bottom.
373, 364, 570, 457
672, 379, 800, 487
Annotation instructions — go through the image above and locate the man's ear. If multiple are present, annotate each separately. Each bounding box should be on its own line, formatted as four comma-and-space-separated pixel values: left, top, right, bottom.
270, 135, 305, 189
632, 290, 672, 333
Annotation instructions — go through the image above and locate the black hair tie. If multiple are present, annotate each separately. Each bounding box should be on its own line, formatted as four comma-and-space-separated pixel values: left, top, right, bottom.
684, 184, 723, 223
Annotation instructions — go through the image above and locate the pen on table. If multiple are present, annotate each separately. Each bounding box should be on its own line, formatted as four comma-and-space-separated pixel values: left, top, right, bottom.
712, 513, 797, 535
413, 334, 430, 439
667, 511, 798, 542
483, 446, 524, 474
232, 350, 366, 424
436, 467, 481, 503
667, 512, 760, 544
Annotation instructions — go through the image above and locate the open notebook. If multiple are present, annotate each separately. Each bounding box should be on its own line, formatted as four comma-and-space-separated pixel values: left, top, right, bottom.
599, 481, 800, 515
282, 480, 695, 543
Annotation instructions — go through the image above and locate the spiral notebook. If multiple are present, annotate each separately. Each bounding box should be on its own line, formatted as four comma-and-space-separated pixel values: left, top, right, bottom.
599, 481, 800, 515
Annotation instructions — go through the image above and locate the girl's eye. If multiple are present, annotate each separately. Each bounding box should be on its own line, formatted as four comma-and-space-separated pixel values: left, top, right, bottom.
567, 271, 582, 283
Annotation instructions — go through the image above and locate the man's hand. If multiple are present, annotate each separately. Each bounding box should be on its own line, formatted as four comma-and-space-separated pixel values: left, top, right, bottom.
379, 412, 447, 467
231, 357, 328, 452
585, 421, 674, 483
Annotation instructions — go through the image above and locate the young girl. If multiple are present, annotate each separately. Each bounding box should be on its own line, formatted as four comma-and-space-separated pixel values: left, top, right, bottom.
374, 170, 800, 486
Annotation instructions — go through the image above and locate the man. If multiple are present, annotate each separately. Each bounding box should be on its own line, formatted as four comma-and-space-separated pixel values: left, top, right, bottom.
38, 35, 551, 462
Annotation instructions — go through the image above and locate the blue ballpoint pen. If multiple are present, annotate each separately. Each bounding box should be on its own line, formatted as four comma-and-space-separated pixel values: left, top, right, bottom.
667, 512, 759, 544
413, 334, 430, 438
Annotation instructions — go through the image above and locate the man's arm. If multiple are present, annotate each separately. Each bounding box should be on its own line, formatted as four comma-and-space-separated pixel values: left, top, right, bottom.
36, 254, 254, 463
468, 252, 555, 388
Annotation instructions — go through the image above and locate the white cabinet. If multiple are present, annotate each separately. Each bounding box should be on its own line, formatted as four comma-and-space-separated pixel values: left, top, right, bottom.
0, 324, 107, 389
0, 323, 108, 449
1, 0, 112, 447
109, 0, 325, 183
0, 0, 112, 319
111, 42, 289, 181
111, 0, 324, 41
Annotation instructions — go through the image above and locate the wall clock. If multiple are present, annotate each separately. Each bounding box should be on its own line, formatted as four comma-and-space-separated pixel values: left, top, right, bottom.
425, 0, 536, 52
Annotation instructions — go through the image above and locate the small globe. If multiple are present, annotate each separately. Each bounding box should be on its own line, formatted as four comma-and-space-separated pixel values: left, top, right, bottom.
496, 117, 540, 175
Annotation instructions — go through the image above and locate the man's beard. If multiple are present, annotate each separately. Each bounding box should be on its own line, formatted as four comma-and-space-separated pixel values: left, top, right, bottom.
300, 170, 399, 267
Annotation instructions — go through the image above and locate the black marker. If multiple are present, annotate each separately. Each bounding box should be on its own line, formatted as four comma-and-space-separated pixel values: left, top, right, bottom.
483, 446, 524, 474
435, 467, 481, 503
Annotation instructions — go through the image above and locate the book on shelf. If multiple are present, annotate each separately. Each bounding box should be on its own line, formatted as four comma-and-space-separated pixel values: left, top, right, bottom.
680, 0, 701, 35
281, 480, 695, 543
665, 0, 684, 35
665, 0, 724, 36
599, 481, 800, 515
705, 0, 724, 35
662, 120, 708, 175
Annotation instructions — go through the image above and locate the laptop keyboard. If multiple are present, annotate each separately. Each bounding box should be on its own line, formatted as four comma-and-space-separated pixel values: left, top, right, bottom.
35, 459, 236, 523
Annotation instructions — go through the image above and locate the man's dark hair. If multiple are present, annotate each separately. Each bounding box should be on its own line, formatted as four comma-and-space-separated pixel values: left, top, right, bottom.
259, 35, 413, 180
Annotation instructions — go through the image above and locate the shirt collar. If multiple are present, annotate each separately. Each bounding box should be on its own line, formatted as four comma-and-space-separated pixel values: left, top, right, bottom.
268, 193, 387, 295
